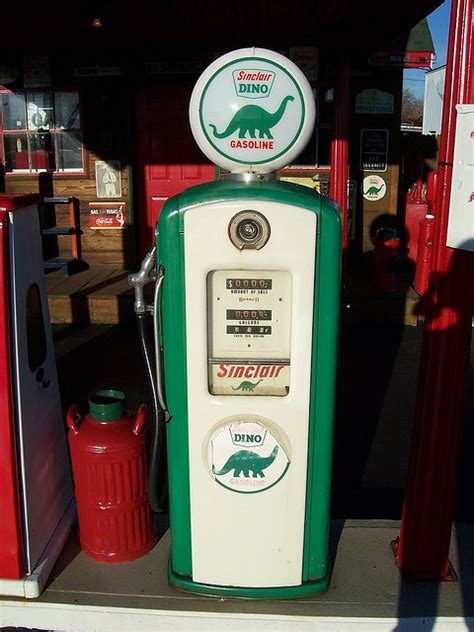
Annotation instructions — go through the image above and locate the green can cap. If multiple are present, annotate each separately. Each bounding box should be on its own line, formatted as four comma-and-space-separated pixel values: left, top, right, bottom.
89, 389, 126, 422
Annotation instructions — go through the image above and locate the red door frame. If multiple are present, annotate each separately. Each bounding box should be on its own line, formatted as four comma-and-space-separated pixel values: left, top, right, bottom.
329, 56, 350, 281
0, 198, 25, 579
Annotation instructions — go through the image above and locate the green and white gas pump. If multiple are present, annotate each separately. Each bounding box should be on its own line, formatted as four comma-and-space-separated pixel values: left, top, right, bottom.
154, 48, 341, 598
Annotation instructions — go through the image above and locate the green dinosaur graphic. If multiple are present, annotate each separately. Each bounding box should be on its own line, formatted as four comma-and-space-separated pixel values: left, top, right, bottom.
213, 446, 279, 478
231, 379, 263, 392
364, 184, 385, 195
209, 96, 294, 140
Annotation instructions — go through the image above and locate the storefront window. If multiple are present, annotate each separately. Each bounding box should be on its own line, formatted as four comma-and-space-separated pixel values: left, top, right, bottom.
0, 91, 84, 174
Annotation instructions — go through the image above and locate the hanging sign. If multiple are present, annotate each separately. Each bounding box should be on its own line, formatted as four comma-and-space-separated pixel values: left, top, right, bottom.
73, 66, 122, 77
23, 55, 51, 88
89, 202, 127, 229
368, 51, 433, 69
145, 61, 203, 75
355, 89, 394, 115
360, 129, 389, 172
289, 47, 318, 81
0, 65, 18, 85
189, 47, 315, 173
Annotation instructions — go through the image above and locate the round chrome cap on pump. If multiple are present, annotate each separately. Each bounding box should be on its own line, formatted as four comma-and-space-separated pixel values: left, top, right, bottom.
228, 210, 271, 250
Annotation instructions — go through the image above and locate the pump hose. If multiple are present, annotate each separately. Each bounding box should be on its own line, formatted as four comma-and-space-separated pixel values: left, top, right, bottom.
137, 313, 168, 513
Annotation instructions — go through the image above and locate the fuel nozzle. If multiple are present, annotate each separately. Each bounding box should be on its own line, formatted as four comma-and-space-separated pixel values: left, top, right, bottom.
128, 246, 157, 315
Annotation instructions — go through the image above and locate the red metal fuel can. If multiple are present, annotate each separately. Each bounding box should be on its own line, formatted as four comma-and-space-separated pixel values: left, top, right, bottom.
67, 390, 156, 563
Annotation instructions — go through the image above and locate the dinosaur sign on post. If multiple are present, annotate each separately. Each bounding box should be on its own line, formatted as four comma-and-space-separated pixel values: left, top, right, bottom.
189, 48, 315, 173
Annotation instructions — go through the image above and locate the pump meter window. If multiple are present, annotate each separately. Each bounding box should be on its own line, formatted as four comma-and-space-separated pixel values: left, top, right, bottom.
207, 270, 291, 396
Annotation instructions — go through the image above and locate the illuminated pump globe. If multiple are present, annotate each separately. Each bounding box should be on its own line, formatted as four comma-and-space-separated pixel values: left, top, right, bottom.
189, 47, 316, 174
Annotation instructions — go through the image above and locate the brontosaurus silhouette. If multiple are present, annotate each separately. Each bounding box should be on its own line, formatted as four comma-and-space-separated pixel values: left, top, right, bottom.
212, 446, 279, 478
209, 96, 294, 140
364, 184, 385, 195
231, 379, 263, 392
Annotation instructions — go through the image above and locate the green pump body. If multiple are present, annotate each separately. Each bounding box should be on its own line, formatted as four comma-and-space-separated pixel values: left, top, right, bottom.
155, 178, 341, 598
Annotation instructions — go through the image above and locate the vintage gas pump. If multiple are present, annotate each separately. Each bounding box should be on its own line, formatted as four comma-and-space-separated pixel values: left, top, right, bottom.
0, 194, 75, 598
146, 48, 341, 598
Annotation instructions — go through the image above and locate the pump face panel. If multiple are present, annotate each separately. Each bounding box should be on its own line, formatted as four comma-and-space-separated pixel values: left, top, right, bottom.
182, 199, 317, 588
207, 269, 291, 396
159, 181, 341, 597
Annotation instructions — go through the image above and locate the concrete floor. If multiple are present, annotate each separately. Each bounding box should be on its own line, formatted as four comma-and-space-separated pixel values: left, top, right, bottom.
1, 320, 473, 630
2, 521, 474, 631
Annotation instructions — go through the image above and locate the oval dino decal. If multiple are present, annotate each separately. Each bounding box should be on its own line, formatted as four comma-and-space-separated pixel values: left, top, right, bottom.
189, 48, 315, 173
363, 175, 387, 201
208, 419, 290, 493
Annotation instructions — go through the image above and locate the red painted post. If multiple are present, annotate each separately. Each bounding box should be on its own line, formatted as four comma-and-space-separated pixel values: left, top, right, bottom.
0, 206, 25, 579
395, 0, 474, 579
330, 56, 349, 279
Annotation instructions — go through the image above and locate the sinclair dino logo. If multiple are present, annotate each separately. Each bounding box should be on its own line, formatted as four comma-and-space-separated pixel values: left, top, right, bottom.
232, 69, 275, 99
189, 48, 315, 173
208, 418, 290, 493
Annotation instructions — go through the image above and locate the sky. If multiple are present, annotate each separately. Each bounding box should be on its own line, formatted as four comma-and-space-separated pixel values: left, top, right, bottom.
403, 0, 451, 99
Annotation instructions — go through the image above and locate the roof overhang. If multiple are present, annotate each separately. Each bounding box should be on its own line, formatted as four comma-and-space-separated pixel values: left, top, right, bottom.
1, 0, 443, 57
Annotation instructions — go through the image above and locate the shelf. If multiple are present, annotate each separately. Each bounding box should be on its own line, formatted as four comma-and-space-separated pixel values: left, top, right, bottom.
40, 197, 88, 276
42, 226, 77, 236
43, 257, 88, 275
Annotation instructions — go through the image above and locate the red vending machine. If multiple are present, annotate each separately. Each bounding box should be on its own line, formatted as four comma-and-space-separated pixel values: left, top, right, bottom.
0, 193, 75, 598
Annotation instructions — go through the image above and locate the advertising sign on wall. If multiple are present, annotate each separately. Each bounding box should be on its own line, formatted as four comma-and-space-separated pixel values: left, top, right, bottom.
89, 202, 127, 229
362, 175, 387, 201
360, 129, 389, 172
95, 161, 122, 198
23, 55, 51, 88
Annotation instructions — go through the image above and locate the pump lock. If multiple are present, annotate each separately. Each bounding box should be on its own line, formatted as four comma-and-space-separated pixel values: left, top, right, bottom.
228, 210, 271, 250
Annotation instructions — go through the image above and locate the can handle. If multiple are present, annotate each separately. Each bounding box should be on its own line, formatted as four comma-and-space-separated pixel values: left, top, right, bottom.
132, 404, 147, 435
67, 405, 82, 435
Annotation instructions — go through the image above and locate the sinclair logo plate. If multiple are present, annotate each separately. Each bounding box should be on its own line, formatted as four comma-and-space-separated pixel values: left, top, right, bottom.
189, 47, 315, 173
209, 363, 290, 396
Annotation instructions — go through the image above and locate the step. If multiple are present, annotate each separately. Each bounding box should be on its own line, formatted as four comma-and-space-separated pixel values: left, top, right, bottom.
43, 257, 88, 276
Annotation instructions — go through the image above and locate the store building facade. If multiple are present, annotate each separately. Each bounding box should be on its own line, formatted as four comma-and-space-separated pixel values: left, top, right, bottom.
0, 1, 439, 270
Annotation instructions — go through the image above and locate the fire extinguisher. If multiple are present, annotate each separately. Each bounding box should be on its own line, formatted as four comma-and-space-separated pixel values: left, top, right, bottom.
67, 390, 157, 563
414, 214, 435, 296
